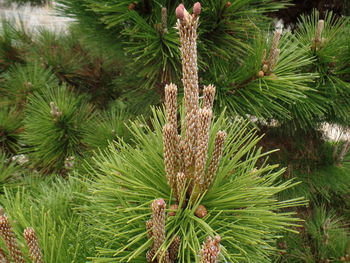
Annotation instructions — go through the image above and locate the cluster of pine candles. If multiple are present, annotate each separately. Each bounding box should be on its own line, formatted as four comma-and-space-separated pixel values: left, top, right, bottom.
0, 210, 43, 263
3, 2, 337, 263
146, 3, 224, 263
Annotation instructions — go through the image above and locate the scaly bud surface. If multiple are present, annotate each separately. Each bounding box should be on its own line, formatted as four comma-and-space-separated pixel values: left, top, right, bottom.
24, 228, 43, 263
0, 216, 25, 263
200, 235, 221, 263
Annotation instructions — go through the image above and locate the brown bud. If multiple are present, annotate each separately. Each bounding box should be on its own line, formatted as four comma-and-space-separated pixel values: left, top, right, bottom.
176, 4, 185, 19
193, 2, 201, 16
169, 204, 179, 217
128, 2, 136, 10
225, 1, 232, 8
195, 205, 207, 218
340, 256, 346, 261
155, 198, 166, 208
257, 71, 264, 78
278, 241, 287, 249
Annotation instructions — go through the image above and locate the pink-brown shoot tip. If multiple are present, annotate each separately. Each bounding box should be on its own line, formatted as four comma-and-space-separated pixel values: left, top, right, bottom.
176, 4, 185, 19
193, 2, 201, 15
156, 198, 166, 207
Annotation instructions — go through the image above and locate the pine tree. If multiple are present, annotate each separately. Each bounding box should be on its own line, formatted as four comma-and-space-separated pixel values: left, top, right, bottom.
59, 0, 320, 116
0, 1, 348, 262
81, 4, 303, 262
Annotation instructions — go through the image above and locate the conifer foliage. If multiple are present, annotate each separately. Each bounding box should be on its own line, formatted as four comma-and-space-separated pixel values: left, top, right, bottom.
58, 0, 302, 114
22, 86, 93, 173
0, 1, 349, 263
83, 4, 303, 262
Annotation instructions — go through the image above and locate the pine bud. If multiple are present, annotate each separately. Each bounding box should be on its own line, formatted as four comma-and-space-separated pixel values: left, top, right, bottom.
261, 49, 267, 63
267, 29, 282, 74
268, 48, 280, 73
257, 71, 265, 78
169, 204, 179, 217
200, 235, 221, 263
0, 215, 25, 263
176, 2, 200, 179
49, 101, 62, 120
151, 199, 167, 256
205, 131, 226, 190
23, 228, 43, 263
128, 2, 136, 10
146, 219, 153, 239
163, 124, 178, 195
64, 156, 75, 170
165, 83, 178, 128
176, 4, 185, 20
194, 108, 212, 188
161, 7, 168, 33
315, 20, 324, 42
262, 63, 268, 73
225, 2, 232, 8
195, 204, 207, 218
176, 136, 185, 174
0, 248, 9, 263
271, 29, 282, 51
176, 172, 186, 201
169, 235, 181, 261
203, 85, 216, 109
193, 2, 201, 16
146, 249, 155, 262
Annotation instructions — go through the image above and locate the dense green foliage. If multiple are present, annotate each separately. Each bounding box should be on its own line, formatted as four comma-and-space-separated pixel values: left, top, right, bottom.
82, 110, 303, 262
0, 107, 22, 154
58, 0, 304, 114
0, 176, 91, 262
22, 86, 93, 173
0, 1, 349, 263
